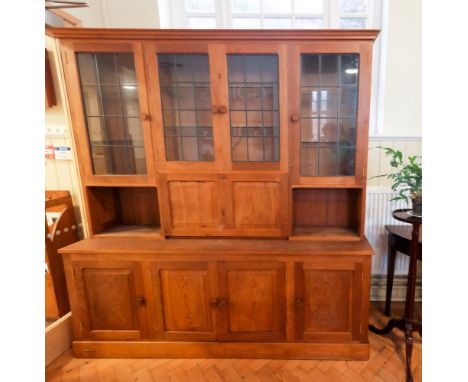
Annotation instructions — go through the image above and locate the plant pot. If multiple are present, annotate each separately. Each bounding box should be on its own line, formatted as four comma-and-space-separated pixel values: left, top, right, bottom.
410, 197, 422, 217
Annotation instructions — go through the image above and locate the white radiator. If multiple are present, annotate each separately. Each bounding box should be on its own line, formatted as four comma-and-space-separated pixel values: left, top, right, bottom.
365, 187, 422, 301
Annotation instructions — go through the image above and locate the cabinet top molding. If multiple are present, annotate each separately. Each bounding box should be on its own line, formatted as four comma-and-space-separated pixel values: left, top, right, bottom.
46, 27, 380, 41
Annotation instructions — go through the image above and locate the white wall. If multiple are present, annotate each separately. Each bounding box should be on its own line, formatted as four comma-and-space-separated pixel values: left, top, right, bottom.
67, 0, 160, 28
380, 0, 421, 137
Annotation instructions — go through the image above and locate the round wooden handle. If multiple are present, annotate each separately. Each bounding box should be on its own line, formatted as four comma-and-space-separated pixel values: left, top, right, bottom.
218, 105, 228, 114
295, 298, 303, 309
211, 105, 219, 114
218, 298, 227, 309
291, 114, 299, 122
136, 297, 146, 306
140, 113, 150, 121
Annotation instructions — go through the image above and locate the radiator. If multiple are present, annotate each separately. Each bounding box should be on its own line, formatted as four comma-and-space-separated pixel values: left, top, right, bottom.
365, 187, 421, 301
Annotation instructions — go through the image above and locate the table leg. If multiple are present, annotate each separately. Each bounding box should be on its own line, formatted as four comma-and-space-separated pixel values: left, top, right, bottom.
385, 237, 397, 316
403, 224, 420, 382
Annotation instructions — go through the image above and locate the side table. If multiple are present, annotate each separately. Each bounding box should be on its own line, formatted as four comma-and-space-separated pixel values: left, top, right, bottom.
369, 208, 422, 382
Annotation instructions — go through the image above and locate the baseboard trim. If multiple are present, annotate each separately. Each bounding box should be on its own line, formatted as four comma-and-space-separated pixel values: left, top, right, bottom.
45, 312, 73, 367
73, 341, 370, 360
370, 275, 421, 302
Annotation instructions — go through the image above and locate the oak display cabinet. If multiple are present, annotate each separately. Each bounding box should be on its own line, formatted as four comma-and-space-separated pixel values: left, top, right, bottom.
52, 28, 378, 360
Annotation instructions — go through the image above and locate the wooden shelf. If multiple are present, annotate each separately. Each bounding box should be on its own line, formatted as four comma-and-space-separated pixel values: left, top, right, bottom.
94, 225, 163, 238
290, 226, 360, 241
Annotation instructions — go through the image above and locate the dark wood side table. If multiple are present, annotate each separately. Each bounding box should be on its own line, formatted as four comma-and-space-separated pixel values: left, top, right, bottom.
369, 209, 422, 382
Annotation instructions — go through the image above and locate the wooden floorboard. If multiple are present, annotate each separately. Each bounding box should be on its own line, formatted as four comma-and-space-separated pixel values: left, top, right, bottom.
46, 302, 421, 382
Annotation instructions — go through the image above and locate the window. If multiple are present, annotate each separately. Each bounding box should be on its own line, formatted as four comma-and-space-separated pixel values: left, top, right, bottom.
159, 0, 386, 135
162, 0, 379, 29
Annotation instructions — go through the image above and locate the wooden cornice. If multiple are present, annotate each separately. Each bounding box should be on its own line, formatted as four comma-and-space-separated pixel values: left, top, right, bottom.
46, 27, 380, 41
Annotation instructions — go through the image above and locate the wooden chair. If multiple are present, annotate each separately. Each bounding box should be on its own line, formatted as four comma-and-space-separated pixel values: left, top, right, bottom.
384, 224, 422, 316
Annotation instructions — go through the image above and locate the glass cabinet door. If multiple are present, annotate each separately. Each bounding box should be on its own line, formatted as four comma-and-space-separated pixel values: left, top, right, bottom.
227, 54, 280, 162
299, 54, 359, 177
76, 52, 147, 175
156, 54, 214, 162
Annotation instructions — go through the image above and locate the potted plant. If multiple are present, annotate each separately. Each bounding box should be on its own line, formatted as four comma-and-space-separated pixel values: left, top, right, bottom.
371, 147, 422, 217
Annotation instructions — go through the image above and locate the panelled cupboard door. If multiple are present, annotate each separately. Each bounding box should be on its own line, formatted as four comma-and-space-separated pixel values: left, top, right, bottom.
225, 173, 289, 237
217, 262, 287, 341
60, 41, 156, 185
143, 42, 222, 171
70, 260, 147, 340
288, 42, 373, 187
294, 261, 363, 342
158, 174, 225, 236
146, 262, 218, 341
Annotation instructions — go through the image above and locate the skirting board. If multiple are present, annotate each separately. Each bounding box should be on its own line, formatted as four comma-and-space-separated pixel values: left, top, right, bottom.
370, 275, 422, 302
73, 341, 370, 360
45, 312, 73, 367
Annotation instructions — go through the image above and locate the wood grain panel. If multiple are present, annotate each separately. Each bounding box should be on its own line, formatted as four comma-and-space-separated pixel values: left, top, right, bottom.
72, 260, 147, 340
218, 262, 286, 341
160, 270, 212, 332
83, 269, 137, 330
232, 181, 281, 229
147, 262, 217, 341
295, 262, 363, 342
168, 181, 221, 228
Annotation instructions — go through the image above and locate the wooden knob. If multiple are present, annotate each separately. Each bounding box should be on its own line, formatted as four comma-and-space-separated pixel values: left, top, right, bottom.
211, 105, 219, 114
136, 297, 146, 306
218, 105, 228, 114
295, 298, 303, 309
140, 113, 150, 121
211, 298, 219, 307
218, 298, 227, 309
291, 114, 299, 122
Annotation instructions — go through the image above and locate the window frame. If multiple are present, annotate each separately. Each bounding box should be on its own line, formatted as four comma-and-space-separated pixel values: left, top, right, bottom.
159, 0, 386, 135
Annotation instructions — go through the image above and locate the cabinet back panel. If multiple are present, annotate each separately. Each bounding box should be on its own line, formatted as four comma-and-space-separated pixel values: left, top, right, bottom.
293, 188, 360, 229
87, 187, 160, 233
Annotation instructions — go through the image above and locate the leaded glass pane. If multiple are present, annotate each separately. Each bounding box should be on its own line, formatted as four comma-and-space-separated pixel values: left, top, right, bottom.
77, 52, 146, 175
300, 54, 359, 176
227, 54, 280, 162
157, 54, 214, 161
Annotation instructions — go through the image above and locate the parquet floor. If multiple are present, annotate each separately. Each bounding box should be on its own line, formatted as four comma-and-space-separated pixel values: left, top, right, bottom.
45, 302, 422, 382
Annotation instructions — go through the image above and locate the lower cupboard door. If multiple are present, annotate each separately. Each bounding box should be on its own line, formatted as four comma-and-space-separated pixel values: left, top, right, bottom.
72, 260, 147, 340
217, 262, 287, 341
148, 262, 218, 341
294, 262, 363, 342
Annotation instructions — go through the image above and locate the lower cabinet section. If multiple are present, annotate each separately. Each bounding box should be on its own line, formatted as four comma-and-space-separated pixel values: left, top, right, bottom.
62, 239, 373, 359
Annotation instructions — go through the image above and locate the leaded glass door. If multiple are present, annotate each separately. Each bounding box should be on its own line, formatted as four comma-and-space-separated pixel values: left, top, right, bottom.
146, 43, 223, 171
289, 44, 369, 186
224, 45, 288, 171
61, 42, 155, 184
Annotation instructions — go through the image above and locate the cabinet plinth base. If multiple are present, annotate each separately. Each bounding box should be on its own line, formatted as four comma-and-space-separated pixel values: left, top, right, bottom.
73, 340, 370, 360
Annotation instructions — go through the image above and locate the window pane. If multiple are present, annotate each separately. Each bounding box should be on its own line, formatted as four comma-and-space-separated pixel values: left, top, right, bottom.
185, 0, 215, 12
300, 54, 359, 176
340, 0, 368, 14
263, 0, 291, 13
340, 18, 367, 28
263, 18, 292, 29
157, 54, 214, 161
294, 18, 323, 29
77, 52, 146, 175
295, 0, 323, 13
231, 0, 260, 13
227, 54, 280, 162
232, 17, 261, 28
188, 17, 216, 28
